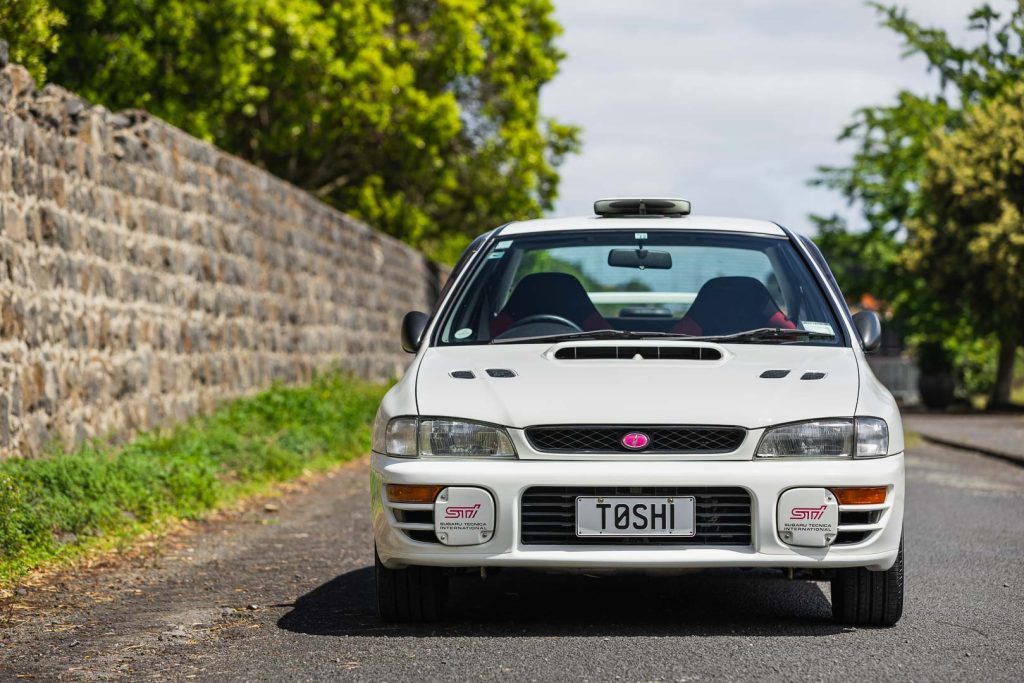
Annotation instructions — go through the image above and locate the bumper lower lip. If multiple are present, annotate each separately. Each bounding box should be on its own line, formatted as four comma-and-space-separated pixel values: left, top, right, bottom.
370, 547, 899, 570
371, 452, 905, 573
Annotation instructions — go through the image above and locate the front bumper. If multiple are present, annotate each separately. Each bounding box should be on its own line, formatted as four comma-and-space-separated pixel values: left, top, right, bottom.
371, 452, 905, 572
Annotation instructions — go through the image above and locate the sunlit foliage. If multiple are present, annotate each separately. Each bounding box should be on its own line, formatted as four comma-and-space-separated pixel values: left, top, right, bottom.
34, 0, 579, 262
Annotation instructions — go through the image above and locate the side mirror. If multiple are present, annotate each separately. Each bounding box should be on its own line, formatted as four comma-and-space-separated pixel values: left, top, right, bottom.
852, 310, 882, 354
401, 311, 430, 353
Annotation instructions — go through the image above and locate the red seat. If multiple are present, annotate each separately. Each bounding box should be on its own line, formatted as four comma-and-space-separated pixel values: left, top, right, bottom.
672, 276, 795, 336
491, 273, 610, 337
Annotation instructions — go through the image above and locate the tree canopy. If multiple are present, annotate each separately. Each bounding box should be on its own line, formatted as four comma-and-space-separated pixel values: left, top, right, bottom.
0, 0, 65, 80
811, 1, 1024, 407
1, 0, 579, 262
907, 84, 1024, 405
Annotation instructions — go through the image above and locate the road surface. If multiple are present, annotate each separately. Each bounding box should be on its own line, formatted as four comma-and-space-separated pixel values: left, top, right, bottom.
2, 442, 1022, 681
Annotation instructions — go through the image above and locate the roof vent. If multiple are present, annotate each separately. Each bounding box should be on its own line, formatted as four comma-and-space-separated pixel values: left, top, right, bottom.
759, 370, 790, 379
485, 368, 517, 378
449, 370, 475, 379
801, 372, 827, 380
594, 197, 691, 217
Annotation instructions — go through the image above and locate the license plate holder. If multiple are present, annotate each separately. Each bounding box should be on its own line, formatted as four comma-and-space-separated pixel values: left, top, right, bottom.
575, 496, 696, 537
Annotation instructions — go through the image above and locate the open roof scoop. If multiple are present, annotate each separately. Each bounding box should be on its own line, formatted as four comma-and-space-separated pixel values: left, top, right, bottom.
594, 197, 691, 217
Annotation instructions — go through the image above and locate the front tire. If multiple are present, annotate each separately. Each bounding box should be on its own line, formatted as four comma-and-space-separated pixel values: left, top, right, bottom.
831, 536, 904, 627
375, 549, 447, 622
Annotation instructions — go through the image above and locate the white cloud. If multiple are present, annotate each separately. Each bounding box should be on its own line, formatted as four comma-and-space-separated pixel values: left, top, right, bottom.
542, 0, 1013, 234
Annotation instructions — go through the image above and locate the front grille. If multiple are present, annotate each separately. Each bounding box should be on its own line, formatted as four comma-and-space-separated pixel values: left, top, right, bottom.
526, 426, 746, 453
521, 486, 752, 546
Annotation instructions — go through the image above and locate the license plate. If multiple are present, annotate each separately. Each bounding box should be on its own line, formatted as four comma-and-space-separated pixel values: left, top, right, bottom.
575, 496, 696, 537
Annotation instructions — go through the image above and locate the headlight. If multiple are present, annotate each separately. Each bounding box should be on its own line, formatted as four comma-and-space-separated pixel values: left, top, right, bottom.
371, 407, 388, 454
854, 417, 889, 458
381, 417, 516, 458
385, 417, 419, 457
756, 418, 888, 459
419, 419, 516, 457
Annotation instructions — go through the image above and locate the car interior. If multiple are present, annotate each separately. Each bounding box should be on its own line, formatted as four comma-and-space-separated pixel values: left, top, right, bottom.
439, 232, 838, 344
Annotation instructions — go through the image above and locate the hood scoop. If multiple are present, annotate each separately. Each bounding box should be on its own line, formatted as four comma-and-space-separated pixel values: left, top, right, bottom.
553, 345, 723, 361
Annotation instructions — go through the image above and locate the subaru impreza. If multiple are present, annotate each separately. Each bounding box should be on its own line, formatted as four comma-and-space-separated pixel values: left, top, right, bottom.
371, 198, 904, 626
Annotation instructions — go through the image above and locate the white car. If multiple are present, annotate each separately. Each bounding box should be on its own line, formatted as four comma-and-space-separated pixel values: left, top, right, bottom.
371, 198, 904, 626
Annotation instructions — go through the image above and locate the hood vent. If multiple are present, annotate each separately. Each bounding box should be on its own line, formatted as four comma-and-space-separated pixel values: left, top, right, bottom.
553, 345, 723, 361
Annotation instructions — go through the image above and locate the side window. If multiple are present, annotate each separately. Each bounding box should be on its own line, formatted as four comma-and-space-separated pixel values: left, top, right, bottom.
800, 236, 844, 303
434, 233, 488, 310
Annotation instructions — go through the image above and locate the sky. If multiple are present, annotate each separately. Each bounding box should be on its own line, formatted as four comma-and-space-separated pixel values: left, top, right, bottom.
540, 0, 1009, 235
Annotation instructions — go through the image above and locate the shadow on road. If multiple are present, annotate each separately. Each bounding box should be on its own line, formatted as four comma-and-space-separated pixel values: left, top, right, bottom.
278, 566, 846, 637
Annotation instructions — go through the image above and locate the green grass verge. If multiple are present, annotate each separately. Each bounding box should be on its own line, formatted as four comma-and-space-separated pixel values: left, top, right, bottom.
0, 373, 386, 587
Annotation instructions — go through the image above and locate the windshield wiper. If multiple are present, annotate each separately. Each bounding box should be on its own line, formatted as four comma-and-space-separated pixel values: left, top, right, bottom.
491, 329, 650, 344
490, 326, 833, 345
696, 327, 836, 344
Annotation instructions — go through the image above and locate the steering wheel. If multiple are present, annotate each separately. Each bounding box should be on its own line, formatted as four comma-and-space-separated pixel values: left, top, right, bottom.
493, 314, 584, 340
509, 314, 582, 331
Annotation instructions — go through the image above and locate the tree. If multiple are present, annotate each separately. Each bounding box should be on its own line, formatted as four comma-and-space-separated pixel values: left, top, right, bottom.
38, 0, 579, 262
811, 2, 1024, 406
0, 0, 65, 81
811, 215, 902, 304
907, 85, 1024, 407
812, 2, 1024, 236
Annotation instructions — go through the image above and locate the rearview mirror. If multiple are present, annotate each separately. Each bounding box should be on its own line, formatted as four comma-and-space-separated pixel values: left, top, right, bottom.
401, 311, 430, 353
852, 310, 881, 353
607, 249, 672, 269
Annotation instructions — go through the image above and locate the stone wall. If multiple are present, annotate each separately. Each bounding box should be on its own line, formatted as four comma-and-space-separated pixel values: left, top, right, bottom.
0, 49, 443, 458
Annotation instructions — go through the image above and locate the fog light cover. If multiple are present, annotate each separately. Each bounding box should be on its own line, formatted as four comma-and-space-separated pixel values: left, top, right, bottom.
434, 486, 495, 546
777, 488, 839, 547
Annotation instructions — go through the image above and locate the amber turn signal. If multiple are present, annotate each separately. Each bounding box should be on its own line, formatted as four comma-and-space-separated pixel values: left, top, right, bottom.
830, 486, 887, 505
386, 484, 444, 503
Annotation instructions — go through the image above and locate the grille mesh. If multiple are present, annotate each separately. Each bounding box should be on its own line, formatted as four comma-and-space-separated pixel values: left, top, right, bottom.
520, 486, 752, 546
526, 426, 746, 453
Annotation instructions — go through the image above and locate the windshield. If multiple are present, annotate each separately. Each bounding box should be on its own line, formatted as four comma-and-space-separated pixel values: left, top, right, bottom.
436, 230, 844, 346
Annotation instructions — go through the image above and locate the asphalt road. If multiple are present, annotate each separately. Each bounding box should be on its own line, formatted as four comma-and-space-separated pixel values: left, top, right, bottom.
2, 442, 1023, 682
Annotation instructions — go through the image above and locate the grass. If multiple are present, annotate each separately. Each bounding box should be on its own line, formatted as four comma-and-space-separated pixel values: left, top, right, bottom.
0, 373, 386, 588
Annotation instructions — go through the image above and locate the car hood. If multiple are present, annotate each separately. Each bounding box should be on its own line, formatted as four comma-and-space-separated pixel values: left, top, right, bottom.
415, 341, 860, 429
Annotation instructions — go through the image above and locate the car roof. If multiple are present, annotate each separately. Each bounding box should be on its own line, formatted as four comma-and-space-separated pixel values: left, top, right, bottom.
497, 215, 787, 237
